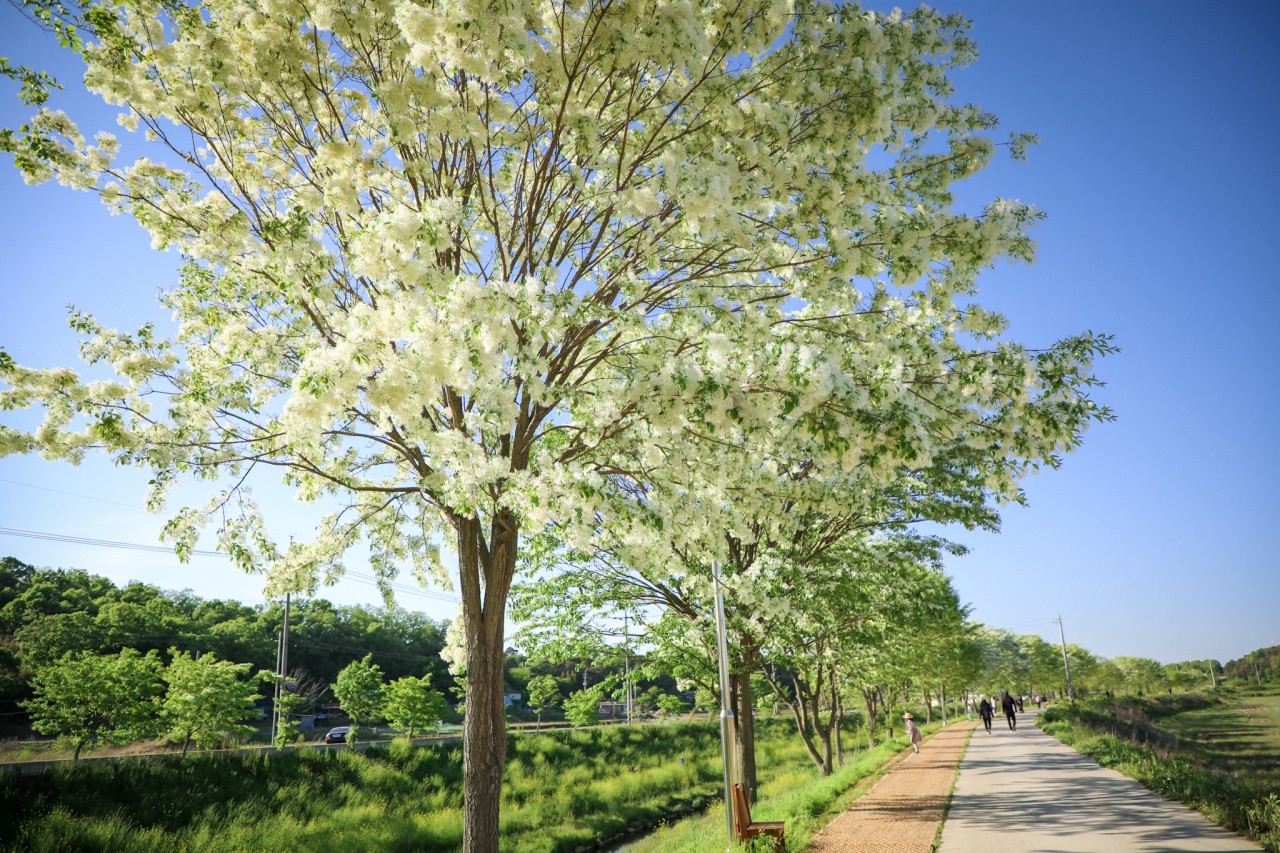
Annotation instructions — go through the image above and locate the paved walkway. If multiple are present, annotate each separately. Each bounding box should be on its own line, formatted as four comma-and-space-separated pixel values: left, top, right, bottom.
808, 719, 977, 853
939, 709, 1263, 852
810, 709, 1263, 853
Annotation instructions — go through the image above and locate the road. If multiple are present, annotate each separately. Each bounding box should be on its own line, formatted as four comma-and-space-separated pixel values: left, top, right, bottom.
939, 709, 1263, 852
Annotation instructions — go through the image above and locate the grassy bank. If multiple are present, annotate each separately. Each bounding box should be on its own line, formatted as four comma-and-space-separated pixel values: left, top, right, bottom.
1039, 692, 1280, 852
623, 736, 910, 853
0, 717, 894, 852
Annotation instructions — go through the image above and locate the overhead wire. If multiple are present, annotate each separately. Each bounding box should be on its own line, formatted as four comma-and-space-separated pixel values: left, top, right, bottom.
3, 478, 460, 604
0, 525, 458, 604
0, 476, 143, 509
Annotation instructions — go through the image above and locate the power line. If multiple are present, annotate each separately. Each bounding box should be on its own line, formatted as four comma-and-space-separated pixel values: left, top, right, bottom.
0, 525, 459, 603
2, 479, 461, 605
0, 476, 145, 509
0, 525, 224, 557
325, 569, 458, 604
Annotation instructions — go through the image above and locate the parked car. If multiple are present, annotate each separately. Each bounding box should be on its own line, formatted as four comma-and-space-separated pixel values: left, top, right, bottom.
324, 726, 352, 744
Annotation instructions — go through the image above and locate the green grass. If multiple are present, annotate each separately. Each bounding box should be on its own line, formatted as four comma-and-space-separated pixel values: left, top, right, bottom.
625, 727, 929, 852
0, 717, 906, 852
1039, 693, 1280, 852
1154, 691, 1280, 788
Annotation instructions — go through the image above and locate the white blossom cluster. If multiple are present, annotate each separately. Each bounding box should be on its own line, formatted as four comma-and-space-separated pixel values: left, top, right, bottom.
1, 0, 1111, 677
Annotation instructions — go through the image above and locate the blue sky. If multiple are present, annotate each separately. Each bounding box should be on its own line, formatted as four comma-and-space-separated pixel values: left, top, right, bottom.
1, 2, 1277, 664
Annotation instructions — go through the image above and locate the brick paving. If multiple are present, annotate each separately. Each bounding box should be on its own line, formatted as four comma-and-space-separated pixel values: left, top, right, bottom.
808, 719, 977, 853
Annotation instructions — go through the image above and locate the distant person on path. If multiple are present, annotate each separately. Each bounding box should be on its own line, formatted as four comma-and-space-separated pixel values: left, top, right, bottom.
977, 695, 993, 733
903, 712, 921, 754
1001, 690, 1017, 731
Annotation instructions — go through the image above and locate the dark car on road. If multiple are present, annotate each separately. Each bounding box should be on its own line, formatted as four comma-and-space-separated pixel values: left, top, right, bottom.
324, 726, 352, 744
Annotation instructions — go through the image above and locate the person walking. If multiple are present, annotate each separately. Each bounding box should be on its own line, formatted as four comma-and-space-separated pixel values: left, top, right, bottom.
1001, 690, 1018, 731
903, 712, 922, 754
977, 695, 993, 733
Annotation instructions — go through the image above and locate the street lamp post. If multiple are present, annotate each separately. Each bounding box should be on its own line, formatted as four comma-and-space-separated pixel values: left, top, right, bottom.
712, 560, 737, 849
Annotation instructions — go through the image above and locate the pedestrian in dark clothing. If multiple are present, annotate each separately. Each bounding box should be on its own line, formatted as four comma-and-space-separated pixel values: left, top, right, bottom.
977, 695, 994, 733
1016, 694, 1024, 713
1001, 691, 1017, 731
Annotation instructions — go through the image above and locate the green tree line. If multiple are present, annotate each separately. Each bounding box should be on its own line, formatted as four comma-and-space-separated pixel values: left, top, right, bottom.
0, 556, 451, 708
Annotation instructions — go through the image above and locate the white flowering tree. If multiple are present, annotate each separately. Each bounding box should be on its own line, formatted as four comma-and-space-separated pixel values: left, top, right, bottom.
0, 1, 1113, 848
513, 355, 1097, 797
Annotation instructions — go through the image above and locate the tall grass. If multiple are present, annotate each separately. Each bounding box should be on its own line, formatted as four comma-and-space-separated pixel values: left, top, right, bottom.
0, 719, 857, 852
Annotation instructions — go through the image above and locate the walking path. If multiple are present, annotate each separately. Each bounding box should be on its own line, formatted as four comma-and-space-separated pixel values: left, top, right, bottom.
808, 718, 976, 853
811, 708, 1263, 853
939, 708, 1263, 852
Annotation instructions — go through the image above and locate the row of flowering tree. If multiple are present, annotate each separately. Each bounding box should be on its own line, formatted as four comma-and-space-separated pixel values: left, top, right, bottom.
1, 1, 1112, 849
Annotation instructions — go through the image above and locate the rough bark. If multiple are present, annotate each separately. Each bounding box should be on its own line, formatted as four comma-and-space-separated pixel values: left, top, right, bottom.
833, 690, 844, 767
730, 667, 760, 803
816, 676, 836, 774
863, 688, 879, 749
458, 513, 518, 853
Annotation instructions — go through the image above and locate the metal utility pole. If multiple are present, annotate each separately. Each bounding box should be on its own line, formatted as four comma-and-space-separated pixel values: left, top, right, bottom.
271, 629, 282, 744
272, 593, 291, 745
712, 561, 737, 849
281, 592, 291, 684
1056, 614, 1075, 702
623, 612, 632, 724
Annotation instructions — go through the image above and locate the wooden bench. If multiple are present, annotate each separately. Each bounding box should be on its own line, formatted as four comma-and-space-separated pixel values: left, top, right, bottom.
732, 782, 785, 851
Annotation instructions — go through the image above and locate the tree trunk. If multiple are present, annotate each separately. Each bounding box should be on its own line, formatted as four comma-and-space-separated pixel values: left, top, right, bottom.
457, 513, 518, 853
766, 668, 826, 773
808, 690, 832, 775
863, 689, 878, 749
730, 668, 759, 803
833, 690, 844, 767
817, 675, 837, 775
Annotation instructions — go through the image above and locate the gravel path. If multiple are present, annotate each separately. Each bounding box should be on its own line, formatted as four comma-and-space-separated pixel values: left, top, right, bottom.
808, 719, 976, 853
